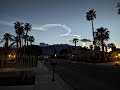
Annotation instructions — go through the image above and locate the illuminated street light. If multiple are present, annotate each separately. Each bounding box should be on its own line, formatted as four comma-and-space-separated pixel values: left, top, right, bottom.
55, 54, 56, 57
72, 55, 74, 57
8, 54, 16, 59
118, 54, 120, 57
8, 54, 11, 58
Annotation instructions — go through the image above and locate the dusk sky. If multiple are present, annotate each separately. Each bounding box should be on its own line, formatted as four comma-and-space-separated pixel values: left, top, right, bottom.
0, 0, 120, 47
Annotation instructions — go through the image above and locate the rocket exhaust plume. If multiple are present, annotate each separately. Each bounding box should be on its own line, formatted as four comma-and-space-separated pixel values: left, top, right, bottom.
0, 20, 81, 38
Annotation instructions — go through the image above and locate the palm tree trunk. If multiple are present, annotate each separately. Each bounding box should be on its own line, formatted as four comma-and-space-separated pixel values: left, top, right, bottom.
6, 40, 9, 48
105, 46, 107, 52
27, 41, 28, 46
101, 40, 104, 52
24, 38, 26, 46
25, 31, 28, 46
91, 20, 94, 40
101, 40, 105, 62
4, 39, 9, 48
19, 35, 21, 48
16, 42, 18, 49
75, 42, 76, 50
20, 39, 21, 48
21, 36, 23, 47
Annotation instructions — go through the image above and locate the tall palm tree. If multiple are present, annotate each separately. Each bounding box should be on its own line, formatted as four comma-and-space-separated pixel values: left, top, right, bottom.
86, 9, 96, 45
94, 27, 110, 52
3, 33, 11, 48
29, 36, 35, 45
14, 22, 24, 48
24, 23, 32, 46
116, 3, 120, 15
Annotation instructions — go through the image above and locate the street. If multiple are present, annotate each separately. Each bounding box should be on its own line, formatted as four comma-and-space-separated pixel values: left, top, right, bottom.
44, 59, 120, 90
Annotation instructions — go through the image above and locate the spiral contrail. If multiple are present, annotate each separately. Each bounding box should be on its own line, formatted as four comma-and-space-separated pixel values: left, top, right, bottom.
0, 20, 81, 38
32, 24, 72, 36
32, 24, 81, 38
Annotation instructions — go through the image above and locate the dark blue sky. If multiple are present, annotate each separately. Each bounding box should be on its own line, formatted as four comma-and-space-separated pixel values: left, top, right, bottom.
0, 0, 120, 47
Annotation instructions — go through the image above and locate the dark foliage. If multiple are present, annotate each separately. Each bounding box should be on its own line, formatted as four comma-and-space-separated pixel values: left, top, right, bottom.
17, 45, 43, 56
59, 49, 68, 54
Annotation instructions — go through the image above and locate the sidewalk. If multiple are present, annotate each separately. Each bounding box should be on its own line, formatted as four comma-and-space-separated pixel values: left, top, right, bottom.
0, 61, 73, 90
35, 61, 73, 90
0, 85, 34, 90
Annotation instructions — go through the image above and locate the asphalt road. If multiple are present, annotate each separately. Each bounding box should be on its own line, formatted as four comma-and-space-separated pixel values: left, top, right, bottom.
44, 59, 120, 90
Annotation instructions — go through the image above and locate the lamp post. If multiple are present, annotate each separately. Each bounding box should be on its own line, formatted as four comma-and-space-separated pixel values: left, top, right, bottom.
51, 62, 57, 82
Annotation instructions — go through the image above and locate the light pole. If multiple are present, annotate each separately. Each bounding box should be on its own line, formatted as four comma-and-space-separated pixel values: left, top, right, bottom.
51, 62, 57, 82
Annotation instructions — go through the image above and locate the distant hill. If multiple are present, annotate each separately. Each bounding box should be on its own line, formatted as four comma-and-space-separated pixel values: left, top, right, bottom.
40, 44, 80, 55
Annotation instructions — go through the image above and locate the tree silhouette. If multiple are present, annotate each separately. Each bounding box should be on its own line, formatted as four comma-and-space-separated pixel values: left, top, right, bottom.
59, 49, 68, 55
107, 43, 116, 51
26, 35, 30, 46
29, 36, 35, 45
116, 3, 120, 15
59, 49, 68, 59
24, 23, 32, 46
89, 45, 93, 50
72, 38, 79, 47
94, 27, 110, 52
86, 9, 96, 45
14, 22, 24, 48
10, 35, 19, 49
3, 33, 12, 48
23, 35, 29, 46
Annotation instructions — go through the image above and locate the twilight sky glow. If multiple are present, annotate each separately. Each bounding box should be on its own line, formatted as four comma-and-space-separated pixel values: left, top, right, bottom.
0, 0, 120, 47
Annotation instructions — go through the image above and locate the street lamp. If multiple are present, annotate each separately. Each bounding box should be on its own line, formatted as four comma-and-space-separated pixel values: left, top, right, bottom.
51, 62, 57, 82
115, 54, 120, 65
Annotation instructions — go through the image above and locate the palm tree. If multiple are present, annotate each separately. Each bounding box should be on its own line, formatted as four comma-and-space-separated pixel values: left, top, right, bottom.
94, 27, 110, 52
72, 38, 79, 49
24, 23, 32, 46
89, 45, 93, 50
10, 35, 19, 49
116, 3, 120, 15
29, 36, 35, 45
86, 9, 96, 45
23, 35, 28, 46
3, 33, 11, 48
108, 43, 116, 51
26, 35, 30, 46
14, 22, 24, 48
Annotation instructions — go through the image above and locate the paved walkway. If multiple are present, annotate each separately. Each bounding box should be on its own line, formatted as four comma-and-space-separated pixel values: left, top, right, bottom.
0, 85, 34, 90
0, 61, 73, 90
35, 61, 73, 90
